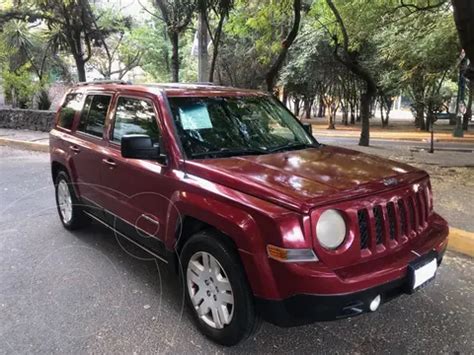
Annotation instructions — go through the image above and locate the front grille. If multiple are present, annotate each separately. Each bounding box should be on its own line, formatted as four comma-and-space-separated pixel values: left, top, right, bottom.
386, 202, 396, 240
373, 206, 384, 244
356, 186, 430, 255
398, 200, 407, 236
358, 210, 370, 249
407, 197, 416, 230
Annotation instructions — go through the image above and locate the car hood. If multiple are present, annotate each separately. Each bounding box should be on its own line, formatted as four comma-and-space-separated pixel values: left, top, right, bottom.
183, 145, 427, 213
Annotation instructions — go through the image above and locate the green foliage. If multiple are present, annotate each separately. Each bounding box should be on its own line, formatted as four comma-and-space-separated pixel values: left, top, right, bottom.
376, 7, 459, 122
226, 0, 294, 66
132, 21, 172, 81
2, 64, 41, 108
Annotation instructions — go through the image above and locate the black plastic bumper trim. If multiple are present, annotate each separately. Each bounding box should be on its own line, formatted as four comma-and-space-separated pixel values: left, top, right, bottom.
255, 248, 446, 327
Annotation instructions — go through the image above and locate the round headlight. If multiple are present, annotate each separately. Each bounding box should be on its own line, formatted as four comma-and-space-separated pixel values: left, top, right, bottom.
316, 209, 347, 250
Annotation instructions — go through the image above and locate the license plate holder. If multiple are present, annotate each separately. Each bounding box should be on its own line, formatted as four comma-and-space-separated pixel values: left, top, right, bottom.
407, 251, 438, 293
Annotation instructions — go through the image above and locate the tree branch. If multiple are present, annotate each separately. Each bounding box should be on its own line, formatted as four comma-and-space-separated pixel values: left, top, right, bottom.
396, 0, 447, 12
325, 0, 349, 51
265, 0, 302, 91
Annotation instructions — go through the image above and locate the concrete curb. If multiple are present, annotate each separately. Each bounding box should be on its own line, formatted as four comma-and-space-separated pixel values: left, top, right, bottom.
448, 227, 474, 258
0, 137, 49, 153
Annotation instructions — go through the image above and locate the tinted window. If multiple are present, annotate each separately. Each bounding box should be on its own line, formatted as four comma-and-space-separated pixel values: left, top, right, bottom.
57, 93, 82, 129
77, 95, 111, 138
112, 97, 160, 143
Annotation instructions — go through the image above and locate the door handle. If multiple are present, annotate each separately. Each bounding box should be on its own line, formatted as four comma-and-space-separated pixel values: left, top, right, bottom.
70, 145, 80, 153
102, 158, 117, 168
141, 214, 160, 226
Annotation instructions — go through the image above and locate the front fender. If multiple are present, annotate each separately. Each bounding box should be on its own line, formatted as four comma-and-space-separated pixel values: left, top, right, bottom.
163, 189, 284, 298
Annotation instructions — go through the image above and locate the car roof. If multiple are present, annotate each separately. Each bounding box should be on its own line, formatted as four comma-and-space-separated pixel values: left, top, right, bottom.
70, 81, 266, 98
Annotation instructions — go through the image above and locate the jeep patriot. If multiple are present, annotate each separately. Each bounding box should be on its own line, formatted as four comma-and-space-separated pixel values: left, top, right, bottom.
50, 81, 449, 346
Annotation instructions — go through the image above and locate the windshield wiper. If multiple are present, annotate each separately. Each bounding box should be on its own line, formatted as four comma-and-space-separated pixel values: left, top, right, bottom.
191, 147, 268, 159
268, 142, 319, 153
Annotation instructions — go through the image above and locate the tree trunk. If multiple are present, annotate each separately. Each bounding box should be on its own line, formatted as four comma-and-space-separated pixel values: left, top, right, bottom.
355, 100, 361, 122
304, 98, 313, 119
380, 100, 387, 128
282, 88, 288, 106
385, 107, 391, 127
170, 32, 180, 82
328, 111, 335, 129
350, 102, 355, 124
198, 11, 209, 82
341, 101, 348, 125
359, 92, 373, 146
369, 101, 375, 118
414, 102, 426, 130
318, 103, 326, 118
463, 80, 473, 130
294, 98, 300, 117
74, 56, 87, 82
317, 95, 324, 117
209, 14, 225, 83
452, 0, 474, 80
426, 104, 435, 133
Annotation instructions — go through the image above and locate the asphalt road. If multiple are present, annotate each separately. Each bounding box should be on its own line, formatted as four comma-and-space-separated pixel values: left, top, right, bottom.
0, 146, 473, 354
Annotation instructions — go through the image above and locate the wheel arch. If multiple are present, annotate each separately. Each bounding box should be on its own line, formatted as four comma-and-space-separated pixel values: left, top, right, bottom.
51, 160, 81, 198
51, 160, 67, 183
164, 191, 279, 298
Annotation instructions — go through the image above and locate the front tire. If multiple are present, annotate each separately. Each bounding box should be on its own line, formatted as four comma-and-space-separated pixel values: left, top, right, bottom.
54, 171, 87, 230
180, 230, 259, 346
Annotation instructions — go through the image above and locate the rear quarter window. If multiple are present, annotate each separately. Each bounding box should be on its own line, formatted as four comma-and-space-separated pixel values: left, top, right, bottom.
57, 93, 83, 130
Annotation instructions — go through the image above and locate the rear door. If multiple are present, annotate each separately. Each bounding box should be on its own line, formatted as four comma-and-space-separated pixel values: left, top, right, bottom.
71, 93, 113, 206
99, 94, 173, 256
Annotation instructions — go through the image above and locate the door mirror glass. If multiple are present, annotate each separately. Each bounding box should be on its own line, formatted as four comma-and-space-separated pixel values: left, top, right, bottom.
121, 134, 160, 160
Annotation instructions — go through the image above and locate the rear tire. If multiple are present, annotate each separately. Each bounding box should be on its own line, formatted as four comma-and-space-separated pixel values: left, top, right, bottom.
54, 171, 87, 230
180, 229, 259, 346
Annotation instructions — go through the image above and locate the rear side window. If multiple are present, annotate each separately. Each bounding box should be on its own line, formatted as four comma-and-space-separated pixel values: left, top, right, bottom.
57, 93, 82, 129
111, 97, 161, 143
77, 95, 111, 138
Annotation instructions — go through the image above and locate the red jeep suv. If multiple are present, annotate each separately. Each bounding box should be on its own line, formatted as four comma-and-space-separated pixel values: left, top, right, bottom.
50, 81, 449, 346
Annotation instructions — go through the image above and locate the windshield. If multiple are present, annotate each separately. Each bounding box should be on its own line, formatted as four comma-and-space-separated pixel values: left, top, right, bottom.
168, 96, 316, 159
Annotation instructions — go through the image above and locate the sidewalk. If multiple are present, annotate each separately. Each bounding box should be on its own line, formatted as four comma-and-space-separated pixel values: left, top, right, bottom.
303, 120, 474, 144
0, 128, 49, 152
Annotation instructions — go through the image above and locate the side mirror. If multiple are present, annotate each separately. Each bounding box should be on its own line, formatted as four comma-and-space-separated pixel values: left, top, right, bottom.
302, 123, 313, 135
121, 134, 160, 160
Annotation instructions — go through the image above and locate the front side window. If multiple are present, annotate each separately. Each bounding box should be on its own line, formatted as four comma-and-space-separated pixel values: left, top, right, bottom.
77, 95, 111, 138
57, 93, 83, 129
111, 97, 160, 143
168, 96, 315, 159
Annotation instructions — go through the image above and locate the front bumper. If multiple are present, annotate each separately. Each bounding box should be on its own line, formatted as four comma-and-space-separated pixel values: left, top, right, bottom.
256, 247, 446, 327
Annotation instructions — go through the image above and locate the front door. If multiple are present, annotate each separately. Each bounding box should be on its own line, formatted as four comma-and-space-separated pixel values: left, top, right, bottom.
99, 95, 173, 256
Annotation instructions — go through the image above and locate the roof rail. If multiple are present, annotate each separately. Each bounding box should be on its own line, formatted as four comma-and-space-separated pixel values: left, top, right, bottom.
76, 80, 131, 86
143, 82, 220, 89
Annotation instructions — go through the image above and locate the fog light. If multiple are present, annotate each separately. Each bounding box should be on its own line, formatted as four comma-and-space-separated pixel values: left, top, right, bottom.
369, 295, 381, 311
